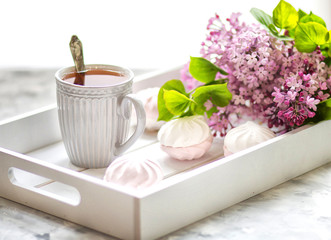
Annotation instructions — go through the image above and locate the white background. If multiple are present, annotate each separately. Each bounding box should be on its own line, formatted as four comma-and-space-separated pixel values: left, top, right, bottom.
0, 0, 330, 70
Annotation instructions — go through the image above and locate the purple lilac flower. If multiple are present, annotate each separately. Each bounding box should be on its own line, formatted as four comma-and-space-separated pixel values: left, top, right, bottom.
181, 13, 331, 135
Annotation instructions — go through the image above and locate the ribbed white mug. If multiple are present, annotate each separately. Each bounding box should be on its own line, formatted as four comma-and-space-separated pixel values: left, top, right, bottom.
55, 64, 146, 168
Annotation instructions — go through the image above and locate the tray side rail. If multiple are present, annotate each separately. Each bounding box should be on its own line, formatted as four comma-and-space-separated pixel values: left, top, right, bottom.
138, 121, 331, 239
0, 105, 61, 153
0, 148, 138, 240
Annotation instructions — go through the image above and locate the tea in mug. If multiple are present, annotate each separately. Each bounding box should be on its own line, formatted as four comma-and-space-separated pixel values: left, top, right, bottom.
62, 69, 129, 87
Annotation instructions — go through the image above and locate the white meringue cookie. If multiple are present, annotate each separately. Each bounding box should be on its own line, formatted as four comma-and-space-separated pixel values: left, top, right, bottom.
158, 115, 211, 147
161, 135, 213, 161
136, 87, 164, 131
223, 121, 275, 156
103, 156, 163, 189
158, 115, 213, 160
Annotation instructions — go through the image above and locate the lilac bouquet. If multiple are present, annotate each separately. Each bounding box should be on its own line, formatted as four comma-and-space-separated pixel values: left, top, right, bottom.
158, 0, 331, 136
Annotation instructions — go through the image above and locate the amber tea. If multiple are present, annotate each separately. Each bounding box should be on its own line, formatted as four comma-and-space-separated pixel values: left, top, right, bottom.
62, 69, 129, 87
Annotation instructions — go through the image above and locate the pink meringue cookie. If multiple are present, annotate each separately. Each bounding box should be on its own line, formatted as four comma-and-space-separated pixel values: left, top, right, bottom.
223, 144, 233, 157
104, 156, 163, 189
223, 121, 275, 156
158, 115, 213, 160
161, 135, 213, 160
136, 87, 164, 131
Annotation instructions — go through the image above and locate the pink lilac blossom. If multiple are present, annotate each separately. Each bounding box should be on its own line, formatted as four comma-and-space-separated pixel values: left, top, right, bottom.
181, 13, 331, 136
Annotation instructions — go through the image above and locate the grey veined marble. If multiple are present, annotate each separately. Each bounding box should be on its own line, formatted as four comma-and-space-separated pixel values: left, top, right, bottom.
0, 68, 331, 240
0, 68, 57, 121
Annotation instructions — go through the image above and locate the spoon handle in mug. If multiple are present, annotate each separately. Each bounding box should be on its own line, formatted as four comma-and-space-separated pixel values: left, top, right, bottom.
115, 94, 146, 156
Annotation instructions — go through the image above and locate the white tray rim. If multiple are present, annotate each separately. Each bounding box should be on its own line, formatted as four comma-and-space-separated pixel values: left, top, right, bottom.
1, 66, 331, 240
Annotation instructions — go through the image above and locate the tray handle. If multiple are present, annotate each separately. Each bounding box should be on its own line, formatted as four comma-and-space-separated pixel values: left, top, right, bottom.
0, 148, 98, 208
0, 147, 137, 240
8, 166, 81, 206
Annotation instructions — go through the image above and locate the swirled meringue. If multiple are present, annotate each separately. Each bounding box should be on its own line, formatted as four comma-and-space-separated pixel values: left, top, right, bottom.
161, 135, 213, 161
103, 156, 163, 189
157, 115, 213, 160
223, 121, 275, 156
136, 87, 164, 131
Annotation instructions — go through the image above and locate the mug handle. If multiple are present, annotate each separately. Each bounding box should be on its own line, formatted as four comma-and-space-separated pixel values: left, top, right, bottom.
115, 94, 146, 156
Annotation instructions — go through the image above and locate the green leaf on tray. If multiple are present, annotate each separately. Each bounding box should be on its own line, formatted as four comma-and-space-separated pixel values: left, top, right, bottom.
189, 56, 228, 84
306, 98, 331, 123
273, 0, 298, 30
325, 57, 331, 67
192, 84, 232, 114
250, 7, 293, 41
326, 31, 331, 42
163, 90, 194, 116
157, 80, 187, 121
250, 8, 273, 28
268, 23, 279, 36
298, 9, 307, 19
295, 22, 328, 52
299, 12, 326, 27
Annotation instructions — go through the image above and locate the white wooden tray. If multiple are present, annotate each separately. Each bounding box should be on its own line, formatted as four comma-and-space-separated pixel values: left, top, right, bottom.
1, 66, 331, 240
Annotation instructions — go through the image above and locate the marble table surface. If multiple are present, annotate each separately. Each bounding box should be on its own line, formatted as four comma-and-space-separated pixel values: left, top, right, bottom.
0, 68, 331, 240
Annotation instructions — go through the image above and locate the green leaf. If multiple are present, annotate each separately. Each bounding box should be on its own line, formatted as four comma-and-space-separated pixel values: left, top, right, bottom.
268, 23, 279, 36
250, 8, 293, 41
268, 24, 293, 40
305, 98, 331, 123
191, 83, 232, 114
157, 80, 187, 121
324, 57, 331, 67
250, 7, 293, 41
298, 9, 307, 19
250, 8, 273, 28
326, 30, 331, 42
206, 106, 218, 118
295, 22, 328, 52
163, 90, 194, 116
205, 78, 228, 85
273, 0, 299, 30
325, 98, 331, 108
189, 57, 228, 84
300, 11, 326, 27
287, 28, 296, 38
